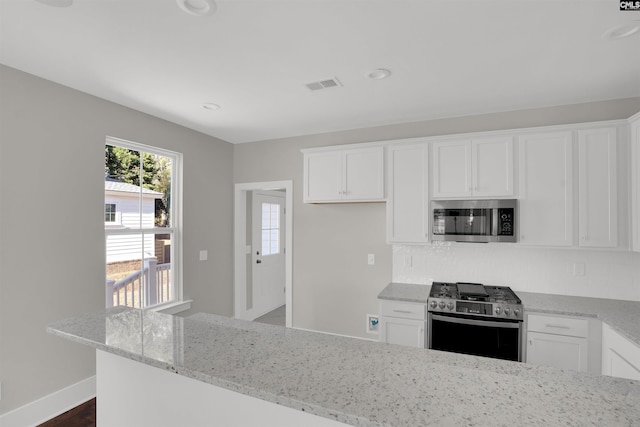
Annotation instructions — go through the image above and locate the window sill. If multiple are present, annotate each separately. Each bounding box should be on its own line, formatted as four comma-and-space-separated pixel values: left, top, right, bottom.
150, 300, 193, 315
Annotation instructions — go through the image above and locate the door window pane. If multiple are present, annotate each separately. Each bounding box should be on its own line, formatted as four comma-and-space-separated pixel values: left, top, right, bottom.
261, 202, 280, 256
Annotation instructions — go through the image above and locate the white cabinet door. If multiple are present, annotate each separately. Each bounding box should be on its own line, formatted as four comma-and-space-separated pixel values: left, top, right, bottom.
432, 137, 513, 198
473, 137, 514, 197
526, 313, 590, 372
578, 127, 617, 248
432, 140, 472, 198
303, 147, 384, 203
602, 323, 640, 381
527, 331, 588, 372
386, 143, 429, 243
379, 300, 426, 348
518, 131, 573, 246
304, 151, 341, 202
343, 147, 384, 201
630, 115, 640, 253
379, 316, 425, 348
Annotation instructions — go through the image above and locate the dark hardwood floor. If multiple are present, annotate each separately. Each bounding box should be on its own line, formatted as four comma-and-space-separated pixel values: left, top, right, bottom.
37, 398, 95, 427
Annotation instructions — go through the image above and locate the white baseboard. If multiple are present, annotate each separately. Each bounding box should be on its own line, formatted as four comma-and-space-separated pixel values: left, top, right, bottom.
0, 376, 95, 427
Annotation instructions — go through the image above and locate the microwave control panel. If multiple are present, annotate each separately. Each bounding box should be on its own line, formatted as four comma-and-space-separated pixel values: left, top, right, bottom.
497, 208, 515, 236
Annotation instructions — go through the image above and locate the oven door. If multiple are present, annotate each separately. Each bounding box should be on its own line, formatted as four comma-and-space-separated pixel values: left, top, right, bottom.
428, 313, 522, 362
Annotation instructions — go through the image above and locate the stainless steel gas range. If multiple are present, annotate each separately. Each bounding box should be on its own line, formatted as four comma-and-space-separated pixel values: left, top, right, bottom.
427, 282, 524, 362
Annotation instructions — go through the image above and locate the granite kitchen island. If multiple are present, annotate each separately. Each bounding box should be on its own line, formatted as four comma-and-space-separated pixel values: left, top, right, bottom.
48, 307, 640, 427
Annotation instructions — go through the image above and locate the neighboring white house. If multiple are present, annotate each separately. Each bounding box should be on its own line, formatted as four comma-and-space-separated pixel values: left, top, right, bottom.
104, 178, 163, 264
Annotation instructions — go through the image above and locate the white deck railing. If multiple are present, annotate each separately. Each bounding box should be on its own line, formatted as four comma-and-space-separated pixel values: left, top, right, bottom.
106, 259, 172, 308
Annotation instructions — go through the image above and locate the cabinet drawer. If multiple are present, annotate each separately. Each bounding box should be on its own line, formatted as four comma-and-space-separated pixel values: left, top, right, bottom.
527, 314, 589, 338
380, 300, 425, 320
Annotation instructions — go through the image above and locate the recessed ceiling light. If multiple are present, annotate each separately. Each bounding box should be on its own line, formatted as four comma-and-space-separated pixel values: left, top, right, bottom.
203, 103, 221, 110
368, 69, 391, 80
34, 0, 73, 7
177, 0, 216, 16
602, 22, 640, 40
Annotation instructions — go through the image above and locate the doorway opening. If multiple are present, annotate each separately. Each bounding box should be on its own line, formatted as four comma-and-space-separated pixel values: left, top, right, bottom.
234, 181, 292, 328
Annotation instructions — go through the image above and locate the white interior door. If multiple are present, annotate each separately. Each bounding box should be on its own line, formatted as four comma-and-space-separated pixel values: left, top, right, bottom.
251, 191, 286, 317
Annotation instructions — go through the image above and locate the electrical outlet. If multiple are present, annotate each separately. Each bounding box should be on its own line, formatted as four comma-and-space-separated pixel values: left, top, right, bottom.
199, 250, 208, 261
366, 314, 379, 334
367, 254, 375, 265
573, 262, 585, 276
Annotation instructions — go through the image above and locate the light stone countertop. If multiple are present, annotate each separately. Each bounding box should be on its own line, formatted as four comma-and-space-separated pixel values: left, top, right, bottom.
49, 306, 640, 427
518, 291, 640, 347
376, 282, 431, 303
377, 282, 640, 347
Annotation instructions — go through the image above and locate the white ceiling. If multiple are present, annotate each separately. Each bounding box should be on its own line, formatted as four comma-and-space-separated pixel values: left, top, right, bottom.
1, 0, 639, 144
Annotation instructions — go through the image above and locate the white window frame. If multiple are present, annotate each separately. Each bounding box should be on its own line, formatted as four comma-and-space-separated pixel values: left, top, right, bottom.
105, 136, 188, 314
104, 203, 117, 224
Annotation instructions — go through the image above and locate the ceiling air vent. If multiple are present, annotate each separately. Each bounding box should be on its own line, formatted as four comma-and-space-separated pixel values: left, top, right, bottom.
305, 77, 342, 91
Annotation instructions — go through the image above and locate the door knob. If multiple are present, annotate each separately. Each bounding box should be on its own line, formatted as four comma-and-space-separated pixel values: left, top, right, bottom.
256, 260, 262, 264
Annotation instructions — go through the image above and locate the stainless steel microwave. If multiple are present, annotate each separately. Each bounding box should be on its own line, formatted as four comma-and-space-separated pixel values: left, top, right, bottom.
431, 199, 517, 243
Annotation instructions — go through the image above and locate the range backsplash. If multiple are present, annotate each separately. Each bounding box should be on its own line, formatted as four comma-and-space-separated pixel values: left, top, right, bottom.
392, 243, 640, 302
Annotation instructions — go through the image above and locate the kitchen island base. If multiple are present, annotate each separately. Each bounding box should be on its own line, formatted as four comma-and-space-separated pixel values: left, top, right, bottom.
97, 350, 347, 427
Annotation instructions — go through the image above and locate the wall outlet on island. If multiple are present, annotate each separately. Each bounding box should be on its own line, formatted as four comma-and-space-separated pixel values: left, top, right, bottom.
366, 314, 379, 334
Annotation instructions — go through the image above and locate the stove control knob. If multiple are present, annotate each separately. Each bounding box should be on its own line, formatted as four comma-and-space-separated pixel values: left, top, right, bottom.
439, 301, 446, 309
447, 302, 454, 310
503, 307, 510, 316
429, 300, 438, 309
513, 309, 520, 317
495, 307, 502, 315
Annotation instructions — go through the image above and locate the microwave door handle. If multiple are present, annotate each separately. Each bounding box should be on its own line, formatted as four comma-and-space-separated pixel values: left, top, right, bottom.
492, 208, 498, 236
431, 314, 520, 329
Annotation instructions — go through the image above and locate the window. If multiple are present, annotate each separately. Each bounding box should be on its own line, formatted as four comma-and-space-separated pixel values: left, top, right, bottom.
104, 137, 181, 310
261, 202, 280, 256
104, 203, 117, 223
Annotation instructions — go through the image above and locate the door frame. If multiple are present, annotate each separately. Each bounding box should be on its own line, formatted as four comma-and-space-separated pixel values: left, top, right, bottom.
234, 181, 293, 327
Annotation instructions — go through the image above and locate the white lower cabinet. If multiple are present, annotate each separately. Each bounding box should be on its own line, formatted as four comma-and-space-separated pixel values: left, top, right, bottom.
526, 313, 591, 373
379, 300, 426, 348
527, 331, 588, 372
602, 323, 640, 381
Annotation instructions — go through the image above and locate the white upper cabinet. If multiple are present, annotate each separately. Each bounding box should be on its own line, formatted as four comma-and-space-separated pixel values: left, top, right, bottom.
386, 142, 429, 243
432, 140, 471, 198
303, 146, 384, 203
630, 113, 640, 253
518, 131, 573, 246
578, 127, 617, 248
473, 137, 515, 197
432, 137, 513, 198
303, 150, 341, 203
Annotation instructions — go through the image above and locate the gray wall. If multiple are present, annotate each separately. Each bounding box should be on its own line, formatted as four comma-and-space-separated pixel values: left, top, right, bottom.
233, 97, 640, 339
0, 65, 234, 414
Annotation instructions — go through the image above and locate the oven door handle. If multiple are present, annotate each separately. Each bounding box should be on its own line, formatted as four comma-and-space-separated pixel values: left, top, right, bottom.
431, 314, 521, 329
